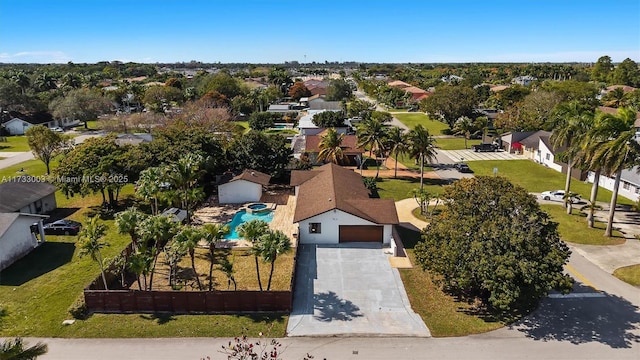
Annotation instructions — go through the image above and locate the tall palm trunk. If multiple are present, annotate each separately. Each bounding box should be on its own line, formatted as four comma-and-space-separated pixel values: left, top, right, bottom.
267, 259, 276, 291
254, 256, 263, 291
588, 170, 601, 228
190, 250, 202, 290
605, 170, 621, 237
394, 153, 399, 178
97, 251, 108, 290
419, 153, 424, 191
208, 246, 215, 291
564, 159, 572, 211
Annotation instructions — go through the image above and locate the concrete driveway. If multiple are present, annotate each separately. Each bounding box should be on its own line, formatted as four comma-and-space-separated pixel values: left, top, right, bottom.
439, 149, 525, 161
287, 244, 430, 337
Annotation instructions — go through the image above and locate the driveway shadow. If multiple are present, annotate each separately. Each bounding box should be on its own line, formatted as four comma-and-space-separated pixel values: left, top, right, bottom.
314, 291, 363, 322
289, 245, 317, 316
0, 242, 76, 286
511, 283, 640, 348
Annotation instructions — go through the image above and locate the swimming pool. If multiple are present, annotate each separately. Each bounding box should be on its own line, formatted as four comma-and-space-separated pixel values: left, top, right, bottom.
224, 209, 274, 240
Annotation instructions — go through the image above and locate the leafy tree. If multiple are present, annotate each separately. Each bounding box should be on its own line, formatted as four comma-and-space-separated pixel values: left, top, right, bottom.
237, 219, 270, 291
226, 131, 292, 178
414, 177, 573, 312
588, 107, 640, 237
255, 229, 292, 291
496, 91, 563, 131
385, 126, 409, 178
288, 81, 311, 100
203, 223, 230, 291
612, 58, 640, 87
312, 111, 346, 128
317, 127, 348, 165
592, 55, 614, 83
49, 88, 112, 129
420, 85, 478, 127
79, 216, 110, 290
198, 71, 248, 99
540, 80, 599, 106
25, 125, 70, 174
326, 79, 353, 101
407, 125, 438, 191
0, 338, 48, 360
142, 85, 184, 113
248, 112, 281, 131
267, 67, 292, 95
346, 98, 375, 118
0, 77, 24, 113
491, 85, 531, 110
175, 225, 206, 291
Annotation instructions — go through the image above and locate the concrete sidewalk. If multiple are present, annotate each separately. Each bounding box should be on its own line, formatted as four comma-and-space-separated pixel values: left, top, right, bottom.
0, 151, 35, 170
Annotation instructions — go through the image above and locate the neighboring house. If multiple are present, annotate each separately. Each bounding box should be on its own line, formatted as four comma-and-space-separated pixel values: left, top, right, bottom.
0, 212, 48, 271
441, 75, 464, 83
115, 133, 153, 146
160, 207, 188, 223
512, 76, 537, 86
291, 163, 399, 245
217, 169, 271, 204
0, 177, 57, 214
303, 79, 328, 96
297, 109, 347, 136
387, 80, 412, 89
588, 167, 640, 202
488, 84, 510, 92
1, 111, 71, 135
298, 130, 364, 166
403, 86, 431, 102
267, 104, 292, 113
308, 96, 343, 111
501, 131, 538, 154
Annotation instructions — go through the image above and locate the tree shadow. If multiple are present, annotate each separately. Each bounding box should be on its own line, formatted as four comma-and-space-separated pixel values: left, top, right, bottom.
395, 226, 422, 249
510, 283, 640, 348
313, 291, 363, 322
139, 313, 177, 325
45, 207, 82, 221
0, 242, 76, 286
235, 313, 286, 324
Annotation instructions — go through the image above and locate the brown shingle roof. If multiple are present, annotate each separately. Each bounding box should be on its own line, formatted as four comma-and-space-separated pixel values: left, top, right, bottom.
0, 177, 56, 212
388, 80, 412, 88
291, 163, 399, 224
230, 169, 271, 186
597, 107, 640, 126
304, 134, 364, 154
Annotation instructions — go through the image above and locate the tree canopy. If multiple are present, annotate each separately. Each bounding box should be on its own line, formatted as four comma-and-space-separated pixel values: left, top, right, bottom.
325, 79, 352, 101
312, 111, 346, 128
226, 130, 291, 178
419, 85, 478, 127
414, 176, 573, 312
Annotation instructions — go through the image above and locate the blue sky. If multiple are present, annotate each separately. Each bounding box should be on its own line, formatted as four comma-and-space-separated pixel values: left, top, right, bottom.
1, 0, 638, 64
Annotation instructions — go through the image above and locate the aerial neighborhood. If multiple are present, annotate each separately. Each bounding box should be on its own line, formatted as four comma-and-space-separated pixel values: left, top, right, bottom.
0, 55, 639, 358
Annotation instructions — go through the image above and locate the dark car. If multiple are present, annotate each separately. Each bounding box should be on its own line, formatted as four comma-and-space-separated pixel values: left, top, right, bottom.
471, 143, 498, 152
454, 163, 472, 173
42, 219, 82, 235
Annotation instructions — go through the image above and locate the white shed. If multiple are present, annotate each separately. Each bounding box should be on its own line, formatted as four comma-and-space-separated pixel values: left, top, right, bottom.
217, 169, 271, 204
0, 213, 48, 271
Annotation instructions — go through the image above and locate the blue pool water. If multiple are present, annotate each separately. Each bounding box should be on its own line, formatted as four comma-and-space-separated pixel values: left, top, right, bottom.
224, 210, 274, 240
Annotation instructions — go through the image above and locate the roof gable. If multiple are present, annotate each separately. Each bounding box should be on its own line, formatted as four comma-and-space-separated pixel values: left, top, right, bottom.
0, 177, 57, 212
229, 169, 271, 185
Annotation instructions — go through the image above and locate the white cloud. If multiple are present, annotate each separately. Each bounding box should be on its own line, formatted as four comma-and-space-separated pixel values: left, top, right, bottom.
0, 51, 72, 63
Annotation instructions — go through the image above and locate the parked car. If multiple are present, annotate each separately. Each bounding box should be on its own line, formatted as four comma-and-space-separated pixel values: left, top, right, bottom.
50, 126, 64, 133
454, 162, 472, 173
540, 190, 580, 203
42, 219, 82, 235
471, 143, 498, 152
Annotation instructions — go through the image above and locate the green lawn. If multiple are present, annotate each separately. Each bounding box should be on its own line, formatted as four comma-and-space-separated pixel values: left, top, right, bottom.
0, 159, 51, 180
396, 227, 506, 336
540, 205, 625, 245
394, 113, 449, 134
0, 136, 30, 152
613, 264, 640, 286
436, 137, 482, 150
376, 177, 446, 201
0, 187, 287, 337
469, 160, 635, 206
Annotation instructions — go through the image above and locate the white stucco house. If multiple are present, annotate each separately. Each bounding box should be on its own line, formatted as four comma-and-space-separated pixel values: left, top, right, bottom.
0, 212, 48, 271
0, 177, 57, 214
291, 163, 399, 245
217, 169, 271, 204
588, 167, 640, 202
1, 111, 79, 135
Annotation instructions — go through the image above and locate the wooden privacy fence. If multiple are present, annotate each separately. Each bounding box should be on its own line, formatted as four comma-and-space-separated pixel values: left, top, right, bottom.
84, 289, 292, 313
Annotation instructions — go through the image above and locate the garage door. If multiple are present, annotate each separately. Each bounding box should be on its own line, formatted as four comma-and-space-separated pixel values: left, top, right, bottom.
339, 225, 383, 243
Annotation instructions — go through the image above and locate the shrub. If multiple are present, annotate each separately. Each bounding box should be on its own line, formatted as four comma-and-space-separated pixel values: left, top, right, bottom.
68, 293, 89, 320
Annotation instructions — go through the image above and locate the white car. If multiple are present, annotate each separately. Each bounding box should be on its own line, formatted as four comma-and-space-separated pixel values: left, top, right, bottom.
50, 126, 64, 133
540, 190, 580, 203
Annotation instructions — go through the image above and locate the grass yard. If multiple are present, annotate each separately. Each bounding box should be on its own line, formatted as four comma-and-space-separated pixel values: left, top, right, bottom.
613, 264, 640, 286
395, 227, 506, 336
0, 159, 52, 180
0, 186, 288, 337
394, 113, 449, 134
436, 137, 482, 150
0, 136, 30, 152
540, 205, 625, 245
376, 177, 447, 201
469, 160, 635, 206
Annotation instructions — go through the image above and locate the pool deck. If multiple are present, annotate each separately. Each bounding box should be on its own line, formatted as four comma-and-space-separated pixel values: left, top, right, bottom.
193, 194, 298, 248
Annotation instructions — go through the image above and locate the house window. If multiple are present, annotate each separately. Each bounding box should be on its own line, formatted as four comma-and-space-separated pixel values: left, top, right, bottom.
635, 187, 640, 195
623, 182, 630, 191
545, 153, 550, 161
309, 223, 321, 234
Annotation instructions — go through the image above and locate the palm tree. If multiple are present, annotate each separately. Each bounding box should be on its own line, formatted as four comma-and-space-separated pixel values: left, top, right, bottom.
0, 338, 48, 359
115, 207, 147, 250
407, 125, 438, 191
452, 116, 473, 149
127, 251, 151, 290
203, 223, 230, 291
356, 117, 389, 178
580, 200, 603, 228
163, 241, 186, 289
138, 215, 178, 290
167, 154, 204, 224
219, 257, 237, 290
136, 166, 165, 215
237, 219, 269, 291
255, 230, 292, 291
317, 127, 348, 165
550, 101, 594, 213
79, 216, 110, 290
589, 107, 640, 237
385, 126, 409, 178
174, 225, 205, 291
